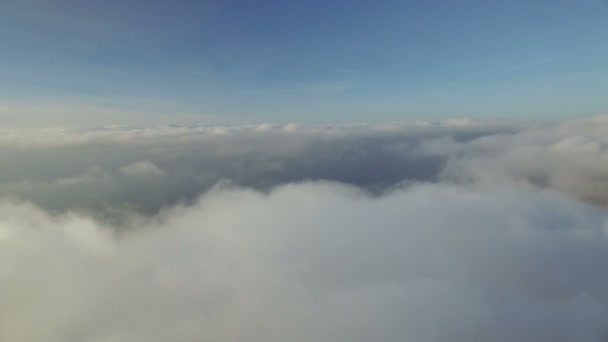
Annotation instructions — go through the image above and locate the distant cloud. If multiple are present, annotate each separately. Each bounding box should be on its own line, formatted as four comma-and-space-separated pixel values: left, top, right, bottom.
509, 55, 563, 71
54, 166, 112, 186
0, 103, 236, 129
300, 81, 355, 94
120, 161, 166, 178
254, 81, 356, 95
0, 119, 519, 214
2, 116, 608, 215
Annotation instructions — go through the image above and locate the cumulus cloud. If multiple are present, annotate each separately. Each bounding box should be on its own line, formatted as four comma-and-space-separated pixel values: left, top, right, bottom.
0, 120, 523, 215
119, 161, 167, 178
433, 117, 608, 206
2, 116, 608, 341
2, 116, 608, 215
2, 182, 608, 341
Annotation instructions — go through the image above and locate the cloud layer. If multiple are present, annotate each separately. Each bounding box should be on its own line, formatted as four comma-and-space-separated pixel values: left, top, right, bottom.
2, 117, 608, 215
2, 116, 608, 341
2, 182, 608, 341
0, 119, 540, 215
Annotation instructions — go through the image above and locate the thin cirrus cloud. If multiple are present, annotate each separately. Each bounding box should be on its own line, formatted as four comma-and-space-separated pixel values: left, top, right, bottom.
2, 116, 608, 341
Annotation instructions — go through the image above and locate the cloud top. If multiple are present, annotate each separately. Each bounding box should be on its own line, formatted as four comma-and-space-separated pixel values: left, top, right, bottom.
2, 182, 608, 341
2, 116, 608, 341
1, 116, 608, 214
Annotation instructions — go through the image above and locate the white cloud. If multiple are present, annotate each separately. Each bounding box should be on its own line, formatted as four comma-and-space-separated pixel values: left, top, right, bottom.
1, 182, 608, 341
54, 166, 113, 186
2, 116, 608, 214
2, 116, 608, 340
119, 161, 166, 178
0, 119, 519, 214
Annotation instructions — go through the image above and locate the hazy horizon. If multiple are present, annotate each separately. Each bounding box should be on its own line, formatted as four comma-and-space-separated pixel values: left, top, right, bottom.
2, 1, 608, 341
2, 0, 608, 126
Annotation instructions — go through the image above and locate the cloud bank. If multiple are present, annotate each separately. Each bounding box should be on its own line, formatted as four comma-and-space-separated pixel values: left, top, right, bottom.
2, 117, 608, 214
2, 116, 608, 341
3, 182, 608, 341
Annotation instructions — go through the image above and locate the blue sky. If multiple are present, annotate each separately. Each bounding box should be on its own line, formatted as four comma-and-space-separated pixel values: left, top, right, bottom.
1, 0, 607, 125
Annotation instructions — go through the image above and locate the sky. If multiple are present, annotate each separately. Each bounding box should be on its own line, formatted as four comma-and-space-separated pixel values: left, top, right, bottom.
5, 2, 608, 339
4, 1, 608, 337
1, 0, 608, 125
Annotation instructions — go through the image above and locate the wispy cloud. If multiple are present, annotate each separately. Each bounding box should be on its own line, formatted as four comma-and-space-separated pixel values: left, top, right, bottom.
0, 103, 240, 128
434, 54, 564, 92
253, 81, 356, 96
509, 55, 563, 71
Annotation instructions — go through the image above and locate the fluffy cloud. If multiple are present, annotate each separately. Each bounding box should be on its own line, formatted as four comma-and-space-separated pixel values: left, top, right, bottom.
119, 161, 167, 178
2, 182, 608, 341
0, 120, 524, 215
2, 117, 608, 215
3, 116, 608, 341
432, 118, 608, 206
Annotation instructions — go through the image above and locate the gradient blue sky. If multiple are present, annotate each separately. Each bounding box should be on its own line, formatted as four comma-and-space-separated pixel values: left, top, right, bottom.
1, 0, 607, 126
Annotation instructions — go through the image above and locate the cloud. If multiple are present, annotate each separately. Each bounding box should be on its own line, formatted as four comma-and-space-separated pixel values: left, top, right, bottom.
2, 116, 608, 216
0, 120, 521, 215
434, 117, 608, 206
253, 81, 356, 95
2, 116, 608, 340
119, 161, 166, 178
1, 182, 608, 341
0, 103, 236, 129
54, 166, 113, 186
